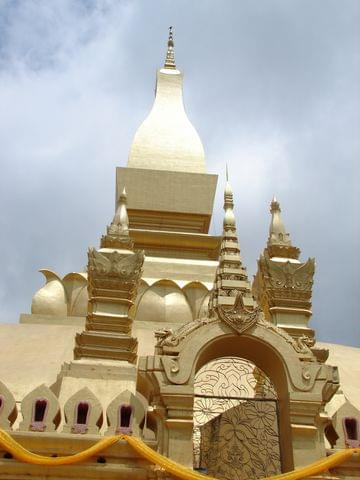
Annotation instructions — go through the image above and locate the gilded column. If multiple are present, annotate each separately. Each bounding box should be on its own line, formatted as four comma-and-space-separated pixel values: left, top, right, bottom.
74, 189, 144, 363
253, 197, 315, 342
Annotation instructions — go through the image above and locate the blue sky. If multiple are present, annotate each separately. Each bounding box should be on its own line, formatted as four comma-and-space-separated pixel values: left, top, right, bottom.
0, 0, 359, 346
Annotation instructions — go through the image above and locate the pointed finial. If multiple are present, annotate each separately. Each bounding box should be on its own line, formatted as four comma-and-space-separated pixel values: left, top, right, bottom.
224, 167, 233, 206
268, 196, 290, 247
112, 187, 129, 236
164, 26, 176, 69
223, 172, 236, 230
270, 196, 280, 214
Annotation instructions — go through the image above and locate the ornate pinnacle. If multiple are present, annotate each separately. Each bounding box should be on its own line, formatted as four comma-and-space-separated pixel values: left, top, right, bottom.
164, 26, 176, 69
208, 175, 255, 317
114, 187, 129, 235
223, 176, 235, 230
100, 187, 134, 248
266, 196, 300, 259
268, 196, 290, 247
270, 196, 280, 214
104, 187, 132, 247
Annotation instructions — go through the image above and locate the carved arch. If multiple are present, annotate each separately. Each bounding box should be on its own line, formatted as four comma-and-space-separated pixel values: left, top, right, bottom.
19, 384, 60, 432
139, 318, 340, 471
0, 381, 17, 429
106, 389, 145, 436
62, 387, 103, 434
163, 323, 295, 470
160, 321, 320, 391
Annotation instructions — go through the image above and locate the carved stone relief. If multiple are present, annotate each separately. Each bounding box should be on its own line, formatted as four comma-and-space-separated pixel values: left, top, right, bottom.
19, 384, 60, 432
0, 381, 17, 429
62, 387, 102, 435
88, 248, 144, 280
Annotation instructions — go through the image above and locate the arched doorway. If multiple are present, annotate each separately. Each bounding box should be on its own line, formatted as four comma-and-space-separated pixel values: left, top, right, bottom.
193, 357, 281, 479
139, 317, 337, 471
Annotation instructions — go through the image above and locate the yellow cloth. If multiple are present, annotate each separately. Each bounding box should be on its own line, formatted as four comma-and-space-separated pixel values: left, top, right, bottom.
0, 428, 359, 479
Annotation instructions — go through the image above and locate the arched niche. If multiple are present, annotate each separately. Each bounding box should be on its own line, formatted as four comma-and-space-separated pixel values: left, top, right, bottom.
19, 384, 60, 432
330, 398, 360, 449
62, 387, 102, 434
183, 282, 209, 319
62, 273, 88, 316
0, 381, 17, 429
106, 390, 145, 436
135, 279, 193, 324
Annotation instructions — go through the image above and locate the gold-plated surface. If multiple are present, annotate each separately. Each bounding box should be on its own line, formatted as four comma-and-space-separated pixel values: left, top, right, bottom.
253, 198, 316, 341
116, 167, 218, 234
127, 31, 206, 173
209, 180, 254, 313
2, 29, 359, 480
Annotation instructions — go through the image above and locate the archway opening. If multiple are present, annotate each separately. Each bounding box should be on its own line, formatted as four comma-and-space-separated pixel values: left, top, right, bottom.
34, 399, 48, 422
191, 332, 293, 472
71, 401, 91, 434
193, 357, 281, 479
344, 418, 358, 440
30, 398, 49, 431
117, 404, 133, 434
76, 402, 90, 425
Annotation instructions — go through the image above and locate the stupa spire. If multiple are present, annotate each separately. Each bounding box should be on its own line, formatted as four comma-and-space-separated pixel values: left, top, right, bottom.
127, 27, 206, 174
164, 26, 176, 69
208, 175, 255, 316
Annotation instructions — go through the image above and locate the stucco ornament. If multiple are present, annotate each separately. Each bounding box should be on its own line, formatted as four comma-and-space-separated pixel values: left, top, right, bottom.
88, 248, 144, 280
262, 252, 315, 291
216, 291, 261, 335
257, 316, 312, 355
155, 317, 216, 349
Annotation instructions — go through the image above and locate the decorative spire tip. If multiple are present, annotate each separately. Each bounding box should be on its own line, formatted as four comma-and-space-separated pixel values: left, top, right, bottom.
164, 26, 176, 69
270, 196, 280, 213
